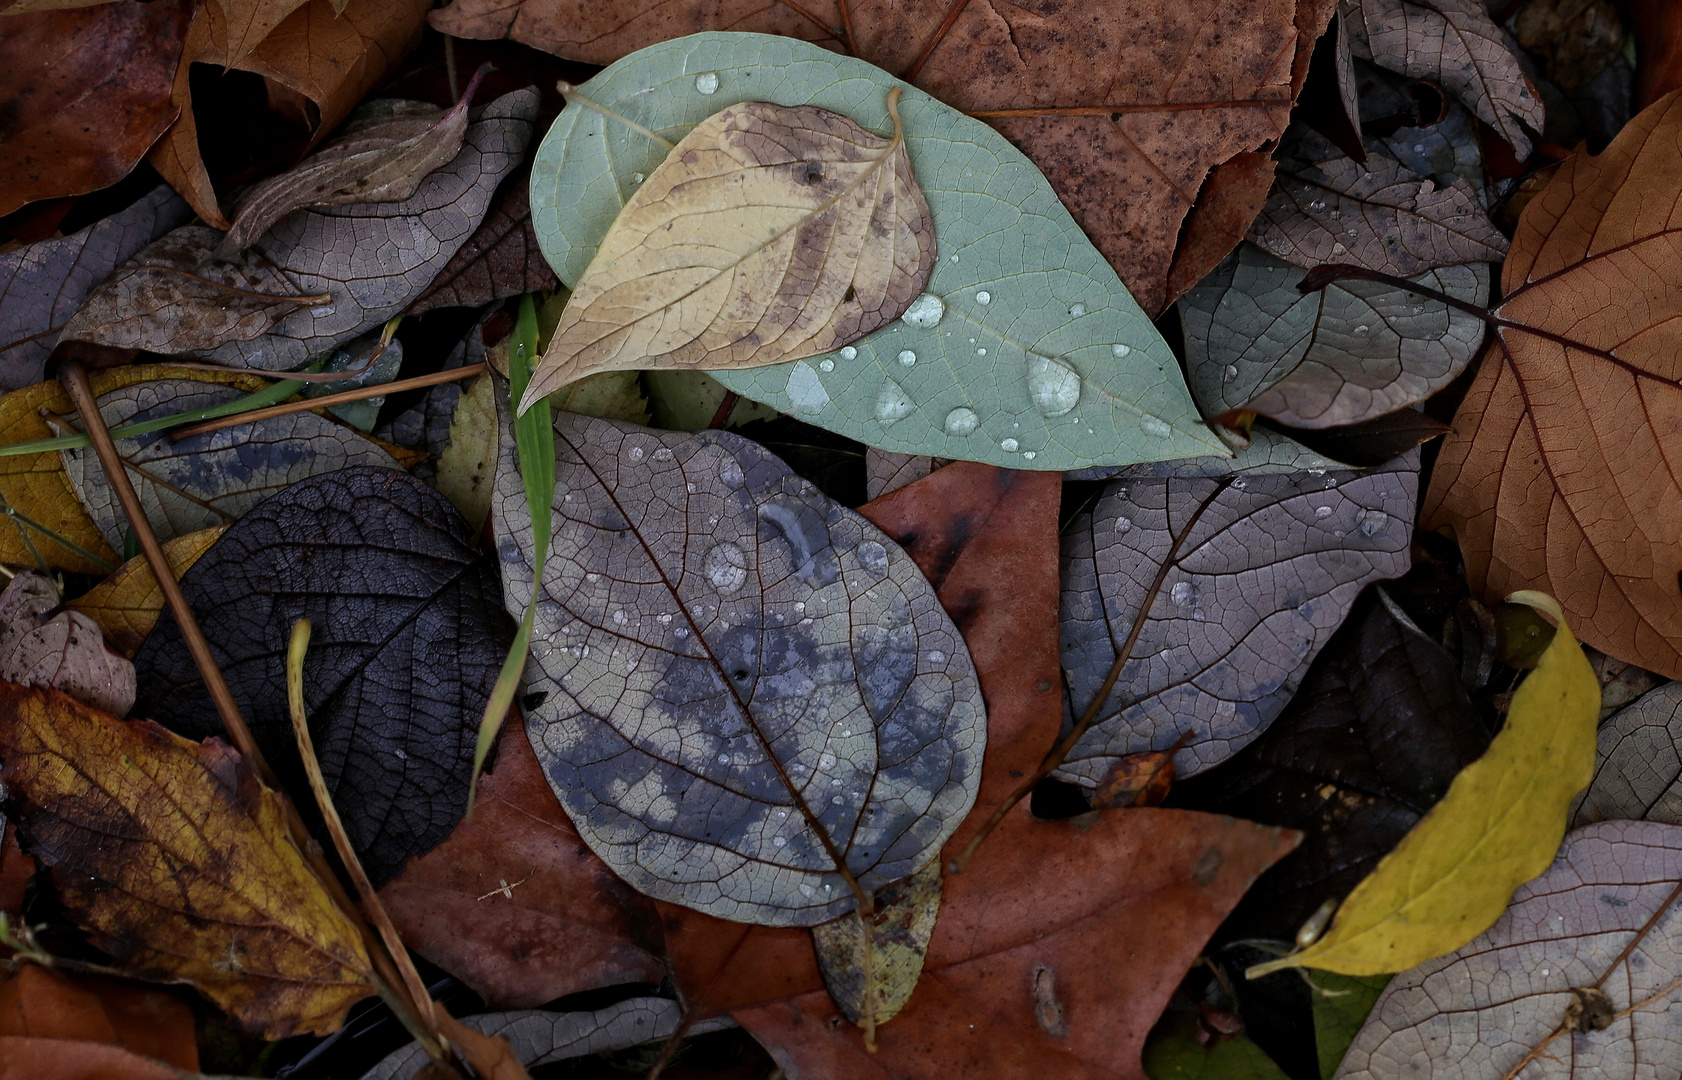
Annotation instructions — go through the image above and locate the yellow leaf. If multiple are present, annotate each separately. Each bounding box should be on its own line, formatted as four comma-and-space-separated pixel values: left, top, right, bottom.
0, 680, 374, 1036
0, 365, 268, 573
68, 526, 227, 657
812, 859, 941, 1029
1251, 590, 1599, 977
520, 88, 935, 410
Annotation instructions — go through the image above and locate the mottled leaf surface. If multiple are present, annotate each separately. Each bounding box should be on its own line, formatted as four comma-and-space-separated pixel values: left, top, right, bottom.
1573, 681, 1682, 828
813, 859, 941, 1026
1059, 451, 1417, 782
60, 379, 400, 552
1181, 243, 1488, 428
492, 410, 986, 925
409, 171, 558, 315
1335, 820, 1682, 1080
1171, 589, 1491, 941
1343, 0, 1545, 157
0, 571, 135, 718
0, 186, 189, 390
132, 468, 516, 887
530, 33, 1226, 471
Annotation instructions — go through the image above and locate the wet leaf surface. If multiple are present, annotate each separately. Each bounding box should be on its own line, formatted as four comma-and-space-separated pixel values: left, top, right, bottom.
1170, 589, 1491, 942
1181, 243, 1488, 428
1572, 681, 1682, 828
67, 527, 225, 658
0, 571, 134, 718
0, 186, 190, 391
409, 171, 558, 315
529, 33, 1228, 471
132, 467, 516, 887
1335, 820, 1682, 1080
1423, 90, 1682, 680
1058, 450, 1417, 783
0, 681, 375, 1037
492, 410, 986, 925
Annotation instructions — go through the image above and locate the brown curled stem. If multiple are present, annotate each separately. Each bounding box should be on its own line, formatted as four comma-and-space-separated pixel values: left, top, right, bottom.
170, 362, 486, 440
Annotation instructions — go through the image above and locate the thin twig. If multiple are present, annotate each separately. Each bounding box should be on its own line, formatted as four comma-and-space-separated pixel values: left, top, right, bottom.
170, 363, 485, 440
836, 0, 859, 55
947, 478, 1233, 873
557, 83, 675, 150
707, 391, 740, 430
1500, 971, 1682, 1080
903, 0, 973, 82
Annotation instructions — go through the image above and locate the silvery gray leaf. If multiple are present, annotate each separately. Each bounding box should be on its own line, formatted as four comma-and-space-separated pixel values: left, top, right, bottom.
1572, 681, 1682, 828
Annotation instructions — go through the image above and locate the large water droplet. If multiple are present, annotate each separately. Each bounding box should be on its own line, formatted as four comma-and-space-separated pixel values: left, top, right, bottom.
785, 361, 829, 415
975, 290, 991, 305
857, 540, 889, 576
625, 445, 644, 463
874, 380, 915, 425
653, 447, 673, 462
840, 345, 857, 360
901, 293, 944, 328
1026, 355, 1081, 417
694, 72, 719, 94
897, 349, 917, 367
718, 456, 744, 487
1353, 325, 1370, 336
1114, 516, 1132, 533
1171, 581, 1197, 605
1112, 343, 1132, 357
1141, 416, 1171, 437
1223, 364, 1239, 382
1356, 508, 1388, 537
818, 358, 835, 372
1000, 437, 1019, 452
704, 543, 747, 592
1068, 302, 1087, 317
943, 407, 979, 436
1314, 505, 1334, 518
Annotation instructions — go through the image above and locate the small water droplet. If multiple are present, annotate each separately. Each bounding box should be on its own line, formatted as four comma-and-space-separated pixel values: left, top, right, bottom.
1355, 509, 1388, 537
976, 348, 986, 356
901, 293, 944, 328
898, 349, 917, 367
1308, 200, 1325, 211
694, 72, 719, 94
1022, 450, 1036, 459
676, 627, 690, 638
818, 358, 834, 372
658, 613, 673, 624
785, 361, 830, 415
857, 540, 889, 576
774, 837, 787, 847
653, 447, 673, 462
949, 254, 958, 262
625, 445, 644, 463
929, 651, 946, 664
310, 304, 335, 317
1171, 581, 1196, 605
1314, 505, 1335, 518
1068, 302, 1087, 317
1329, 209, 1342, 219
1353, 325, 1370, 335
840, 345, 857, 360
718, 753, 731, 764
943, 406, 979, 436
717, 456, 744, 487
1112, 343, 1132, 357
1413, 143, 1425, 153
1000, 437, 1019, 452
631, 172, 645, 184
1331, 242, 1346, 254
874, 380, 916, 425
819, 753, 837, 768
1223, 364, 1238, 382
1141, 416, 1171, 438
704, 543, 748, 592
1114, 516, 1132, 533
832, 795, 844, 804
975, 290, 991, 305
1026, 355, 1081, 417
613, 610, 627, 624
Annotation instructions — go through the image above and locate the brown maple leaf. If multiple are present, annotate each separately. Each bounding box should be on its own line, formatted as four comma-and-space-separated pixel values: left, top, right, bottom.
427, 0, 1337, 315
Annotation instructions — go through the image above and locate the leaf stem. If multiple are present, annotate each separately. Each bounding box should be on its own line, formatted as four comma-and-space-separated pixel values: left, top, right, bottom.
557, 83, 675, 150
947, 478, 1233, 874
903, 0, 973, 82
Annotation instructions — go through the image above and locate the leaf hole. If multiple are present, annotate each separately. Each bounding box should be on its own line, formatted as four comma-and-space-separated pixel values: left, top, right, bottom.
843, 285, 856, 302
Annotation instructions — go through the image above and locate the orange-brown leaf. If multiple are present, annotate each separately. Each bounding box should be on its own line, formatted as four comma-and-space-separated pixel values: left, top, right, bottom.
0, 965, 198, 1072
1423, 89, 1682, 679
0, 1036, 191, 1080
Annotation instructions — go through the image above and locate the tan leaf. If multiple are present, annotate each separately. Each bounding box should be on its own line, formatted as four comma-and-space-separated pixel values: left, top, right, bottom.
520, 92, 934, 409
0, 571, 134, 717
67, 527, 226, 657
0, 681, 375, 1037
1423, 89, 1682, 679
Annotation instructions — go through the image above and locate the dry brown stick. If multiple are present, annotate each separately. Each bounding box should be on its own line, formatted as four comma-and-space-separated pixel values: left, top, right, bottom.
170, 363, 486, 440
58, 360, 448, 1063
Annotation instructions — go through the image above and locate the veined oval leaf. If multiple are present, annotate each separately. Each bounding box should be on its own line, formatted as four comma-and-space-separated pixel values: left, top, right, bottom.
491, 408, 986, 925
522, 92, 934, 407
1572, 680, 1682, 827
1255, 591, 1599, 977
529, 32, 1226, 471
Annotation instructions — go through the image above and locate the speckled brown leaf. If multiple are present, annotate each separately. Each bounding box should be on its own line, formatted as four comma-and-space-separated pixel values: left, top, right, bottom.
0, 186, 190, 391
1334, 820, 1682, 1080
0, 681, 374, 1037
0, 1, 192, 217
1422, 90, 1682, 680
492, 410, 986, 926
1342, 0, 1545, 157
1572, 682, 1682, 828
0, 572, 134, 718
1058, 451, 1416, 783
522, 95, 934, 407
429, 0, 1336, 315
410, 173, 557, 315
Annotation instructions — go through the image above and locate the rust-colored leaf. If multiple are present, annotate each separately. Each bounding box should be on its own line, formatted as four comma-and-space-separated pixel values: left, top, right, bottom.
378, 720, 667, 1010
0, 681, 375, 1037
1634, 0, 1682, 110
0, 1037, 193, 1080
1423, 90, 1682, 679
0, 1, 193, 217
429, 0, 1336, 315
0, 965, 198, 1072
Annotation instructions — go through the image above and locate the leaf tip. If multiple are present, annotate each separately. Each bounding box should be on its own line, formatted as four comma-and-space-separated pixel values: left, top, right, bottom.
1504, 590, 1565, 627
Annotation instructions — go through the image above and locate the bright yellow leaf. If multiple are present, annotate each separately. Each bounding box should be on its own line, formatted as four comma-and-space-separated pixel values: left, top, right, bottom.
1251, 590, 1598, 977
68, 526, 228, 657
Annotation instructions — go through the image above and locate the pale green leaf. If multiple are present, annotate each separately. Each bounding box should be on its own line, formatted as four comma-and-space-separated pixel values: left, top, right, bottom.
1312, 972, 1389, 1079
529, 32, 1226, 471
1144, 1012, 1290, 1080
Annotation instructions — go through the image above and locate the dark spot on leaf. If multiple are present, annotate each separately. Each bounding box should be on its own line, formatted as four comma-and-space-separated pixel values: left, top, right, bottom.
521, 691, 549, 710
1193, 848, 1223, 886
843, 285, 856, 302
1032, 965, 1067, 1038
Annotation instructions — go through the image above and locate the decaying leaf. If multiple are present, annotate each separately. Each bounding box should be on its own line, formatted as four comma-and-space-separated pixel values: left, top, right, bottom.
0, 1, 193, 217
1335, 820, 1682, 1080
1512, 0, 1625, 92
223, 79, 483, 252
364, 999, 736, 1080
1423, 89, 1682, 680
1181, 243, 1488, 428
432, 0, 1333, 316
813, 860, 941, 1027
530, 34, 1228, 471
0, 571, 134, 717
523, 91, 933, 406
1342, 0, 1545, 157
1058, 451, 1417, 783
67, 527, 225, 658
492, 410, 986, 925
0, 681, 375, 1036
1572, 681, 1682, 828
379, 722, 665, 1010
409, 170, 559, 315
1260, 592, 1598, 977
133, 468, 516, 887
58, 378, 400, 551
432, 374, 499, 530
0, 186, 190, 390
0, 964, 199, 1073
1171, 589, 1491, 941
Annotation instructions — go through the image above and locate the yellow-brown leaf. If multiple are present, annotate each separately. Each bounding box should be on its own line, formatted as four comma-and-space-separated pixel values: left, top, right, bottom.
0, 681, 374, 1037
68, 527, 227, 657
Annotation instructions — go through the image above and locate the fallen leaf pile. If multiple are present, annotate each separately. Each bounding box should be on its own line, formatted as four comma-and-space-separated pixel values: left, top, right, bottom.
0, 5, 1679, 1080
